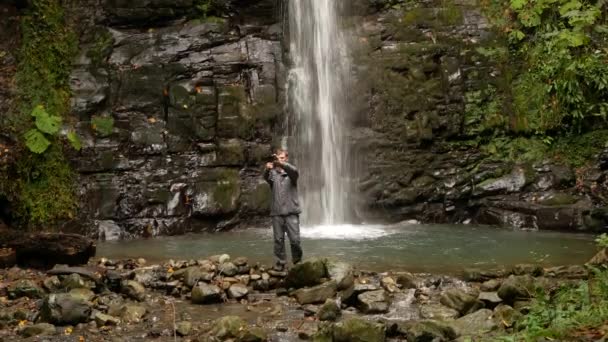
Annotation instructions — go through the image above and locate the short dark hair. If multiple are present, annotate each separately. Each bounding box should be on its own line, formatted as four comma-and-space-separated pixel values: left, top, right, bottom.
276, 149, 288, 157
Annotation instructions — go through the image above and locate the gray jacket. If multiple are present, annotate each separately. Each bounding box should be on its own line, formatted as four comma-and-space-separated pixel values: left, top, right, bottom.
263, 162, 301, 216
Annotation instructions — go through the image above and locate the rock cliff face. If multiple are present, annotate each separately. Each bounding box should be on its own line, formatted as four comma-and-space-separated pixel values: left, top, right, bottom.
4, 0, 607, 236
63, 0, 285, 238
348, 0, 608, 232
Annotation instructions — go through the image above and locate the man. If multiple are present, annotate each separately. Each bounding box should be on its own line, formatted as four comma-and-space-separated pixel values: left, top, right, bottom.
263, 149, 302, 270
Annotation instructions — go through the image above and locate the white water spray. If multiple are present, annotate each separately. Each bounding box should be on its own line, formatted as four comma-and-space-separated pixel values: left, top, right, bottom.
287, 0, 351, 225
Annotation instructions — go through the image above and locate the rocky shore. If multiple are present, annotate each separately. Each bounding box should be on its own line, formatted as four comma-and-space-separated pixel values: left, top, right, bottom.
1, 249, 607, 341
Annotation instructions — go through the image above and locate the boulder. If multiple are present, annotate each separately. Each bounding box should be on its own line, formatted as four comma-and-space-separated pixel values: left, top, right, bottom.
381, 277, 399, 293
480, 279, 501, 292
317, 298, 341, 321
497, 275, 535, 304
192, 283, 223, 304
357, 289, 390, 314
94, 312, 120, 327
233, 257, 248, 266
333, 318, 386, 342
227, 283, 249, 299
292, 281, 337, 305
395, 272, 418, 289
40, 293, 92, 325
61, 273, 91, 290
419, 303, 460, 320
450, 309, 497, 337
286, 258, 327, 289
545, 265, 588, 279
478, 292, 502, 308
493, 304, 522, 329
440, 288, 484, 315
121, 280, 146, 301
42, 276, 61, 292
110, 304, 146, 323
512, 264, 544, 276
208, 316, 246, 340
69, 288, 95, 302
402, 320, 457, 342
176, 321, 192, 336
8, 279, 43, 299
326, 261, 354, 290
19, 323, 56, 337
219, 262, 238, 277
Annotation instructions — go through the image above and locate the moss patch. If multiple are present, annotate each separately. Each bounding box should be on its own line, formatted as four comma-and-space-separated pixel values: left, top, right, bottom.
4, 0, 79, 228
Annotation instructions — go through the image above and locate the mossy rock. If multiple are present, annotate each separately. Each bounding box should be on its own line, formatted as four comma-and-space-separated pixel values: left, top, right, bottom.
191, 168, 241, 216
286, 258, 328, 289
333, 317, 386, 342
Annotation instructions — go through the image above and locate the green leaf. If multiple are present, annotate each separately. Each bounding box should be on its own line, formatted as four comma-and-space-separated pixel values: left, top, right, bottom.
91, 115, 114, 137
510, 0, 527, 10
509, 30, 526, 41
67, 131, 82, 151
31, 104, 46, 118
559, 1, 582, 16
35, 111, 62, 135
24, 129, 51, 154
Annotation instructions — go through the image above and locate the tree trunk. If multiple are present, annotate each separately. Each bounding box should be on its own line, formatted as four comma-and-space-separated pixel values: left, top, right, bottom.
0, 229, 96, 268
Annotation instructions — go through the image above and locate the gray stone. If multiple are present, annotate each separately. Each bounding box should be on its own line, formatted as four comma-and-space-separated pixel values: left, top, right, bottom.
227, 283, 249, 299
493, 304, 522, 329
316, 298, 341, 322
292, 281, 337, 305
8, 279, 43, 299
209, 316, 247, 339
545, 265, 588, 279
94, 312, 120, 327
497, 275, 535, 304
451, 308, 497, 336
478, 292, 502, 308
395, 272, 418, 289
112, 304, 146, 323
43, 276, 61, 292
357, 289, 390, 314
121, 280, 146, 301
191, 283, 223, 304
176, 321, 192, 336
419, 303, 460, 320
480, 279, 501, 292
19, 323, 56, 337
40, 293, 92, 325
219, 262, 238, 277
440, 288, 484, 315
233, 257, 248, 266
61, 274, 90, 290
326, 261, 354, 290
333, 318, 386, 342
69, 288, 95, 302
512, 264, 544, 276
403, 320, 457, 342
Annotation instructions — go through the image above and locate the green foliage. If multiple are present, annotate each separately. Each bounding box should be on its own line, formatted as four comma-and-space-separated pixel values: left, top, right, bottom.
193, 0, 228, 21
24, 129, 51, 154
3, 0, 79, 228
15, 145, 77, 226
91, 115, 114, 137
67, 131, 82, 151
596, 233, 608, 248
480, 0, 608, 134
498, 267, 608, 341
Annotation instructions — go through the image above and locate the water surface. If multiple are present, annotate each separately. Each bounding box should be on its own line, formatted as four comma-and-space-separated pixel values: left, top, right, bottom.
98, 223, 597, 274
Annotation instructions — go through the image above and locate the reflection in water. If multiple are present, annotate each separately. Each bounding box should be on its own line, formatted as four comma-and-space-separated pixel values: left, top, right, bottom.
98, 223, 597, 274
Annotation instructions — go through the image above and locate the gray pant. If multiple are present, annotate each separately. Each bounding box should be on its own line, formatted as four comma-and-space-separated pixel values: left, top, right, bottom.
272, 214, 302, 265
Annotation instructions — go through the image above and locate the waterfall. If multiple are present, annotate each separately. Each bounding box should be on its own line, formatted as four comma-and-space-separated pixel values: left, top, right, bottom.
287, 0, 352, 225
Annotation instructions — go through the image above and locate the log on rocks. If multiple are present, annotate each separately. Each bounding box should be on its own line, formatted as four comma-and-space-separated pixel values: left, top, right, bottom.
47, 265, 104, 285
0, 229, 96, 268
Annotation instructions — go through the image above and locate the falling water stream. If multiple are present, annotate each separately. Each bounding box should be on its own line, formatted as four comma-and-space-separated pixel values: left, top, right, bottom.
287, 0, 351, 225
